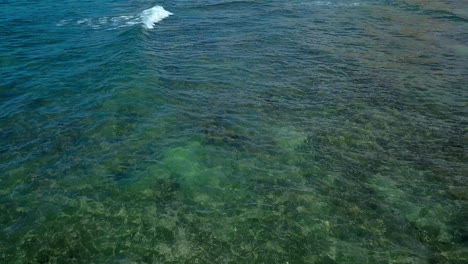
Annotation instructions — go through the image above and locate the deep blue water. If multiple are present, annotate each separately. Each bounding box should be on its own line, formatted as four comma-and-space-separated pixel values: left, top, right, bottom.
1, 0, 467, 263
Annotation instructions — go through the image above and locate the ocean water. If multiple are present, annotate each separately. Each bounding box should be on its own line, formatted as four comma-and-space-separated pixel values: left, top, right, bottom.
1, 0, 467, 263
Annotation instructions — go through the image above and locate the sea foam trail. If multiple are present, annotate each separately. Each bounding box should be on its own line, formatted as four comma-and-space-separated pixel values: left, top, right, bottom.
141, 6, 173, 29
56, 6, 172, 30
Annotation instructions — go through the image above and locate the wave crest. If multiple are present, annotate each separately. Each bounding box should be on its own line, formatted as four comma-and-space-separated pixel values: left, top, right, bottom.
140, 6, 173, 29
56, 6, 173, 30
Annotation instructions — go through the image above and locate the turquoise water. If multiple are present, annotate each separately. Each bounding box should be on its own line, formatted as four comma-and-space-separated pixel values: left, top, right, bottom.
1, 0, 467, 263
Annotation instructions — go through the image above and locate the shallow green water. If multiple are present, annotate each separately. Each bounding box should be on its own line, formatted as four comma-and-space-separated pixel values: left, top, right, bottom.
1, 0, 467, 263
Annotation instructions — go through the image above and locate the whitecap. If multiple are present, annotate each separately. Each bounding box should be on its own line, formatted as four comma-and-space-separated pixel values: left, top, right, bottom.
312, 1, 366, 7
97, 17, 109, 25
57, 6, 172, 30
56, 19, 72, 26
140, 6, 173, 29
77, 18, 90, 25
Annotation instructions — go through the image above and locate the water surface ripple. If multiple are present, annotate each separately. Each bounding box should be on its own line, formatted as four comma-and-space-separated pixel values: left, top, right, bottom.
1, 0, 467, 263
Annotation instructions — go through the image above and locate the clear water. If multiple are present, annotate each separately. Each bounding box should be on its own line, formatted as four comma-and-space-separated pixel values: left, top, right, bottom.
1, 0, 467, 263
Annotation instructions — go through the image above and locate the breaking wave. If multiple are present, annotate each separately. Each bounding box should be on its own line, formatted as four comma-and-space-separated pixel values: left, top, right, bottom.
56, 5, 172, 30
140, 6, 173, 29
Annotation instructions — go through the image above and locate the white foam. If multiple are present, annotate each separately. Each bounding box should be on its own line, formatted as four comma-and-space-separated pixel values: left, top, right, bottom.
312, 1, 365, 7
140, 6, 173, 29
56, 19, 72, 26
77, 18, 91, 25
56, 6, 172, 30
